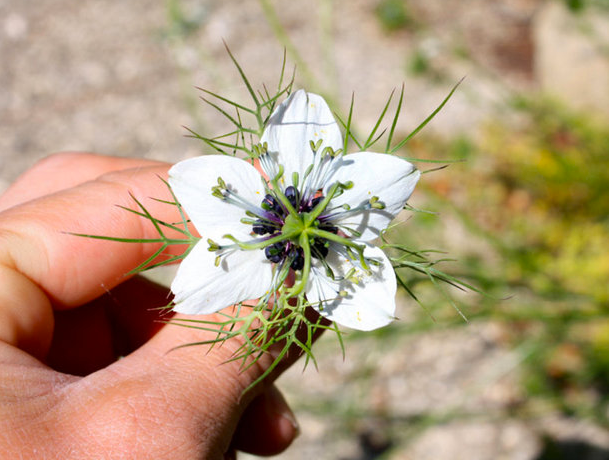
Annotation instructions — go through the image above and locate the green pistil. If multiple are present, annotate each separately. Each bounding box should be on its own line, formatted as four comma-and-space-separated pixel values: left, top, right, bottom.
274, 185, 299, 217
217, 171, 369, 297
287, 232, 312, 297
309, 228, 369, 271
303, 182, 339, 226
221, 213, 306, 252
223, 231, 295, 251
281, 213, 305, 238
270, 166, 298, 218
304, 180, 353, 226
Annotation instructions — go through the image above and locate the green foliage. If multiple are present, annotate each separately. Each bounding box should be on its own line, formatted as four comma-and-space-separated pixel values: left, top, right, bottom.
414, 96, 609, 425
186, 45, 294, 157
481, 98, 609, 302
564, 0, 586, 12
375, 0, 414, 32
164, 0, 207, 39
408, 50, 431, 76
561, 0, 609, 13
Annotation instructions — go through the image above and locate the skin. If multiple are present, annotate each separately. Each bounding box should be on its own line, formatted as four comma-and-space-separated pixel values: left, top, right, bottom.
0, 152, 302, 459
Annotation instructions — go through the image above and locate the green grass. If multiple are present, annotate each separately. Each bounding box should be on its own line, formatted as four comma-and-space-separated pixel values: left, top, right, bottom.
392, 97, 609, 426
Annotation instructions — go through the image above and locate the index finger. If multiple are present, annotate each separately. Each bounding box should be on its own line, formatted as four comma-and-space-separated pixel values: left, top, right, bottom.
0, 152, 166, 212
0, 162, 185, 355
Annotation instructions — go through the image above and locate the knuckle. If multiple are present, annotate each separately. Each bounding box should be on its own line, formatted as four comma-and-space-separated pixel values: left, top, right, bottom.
33, 151, 96, 172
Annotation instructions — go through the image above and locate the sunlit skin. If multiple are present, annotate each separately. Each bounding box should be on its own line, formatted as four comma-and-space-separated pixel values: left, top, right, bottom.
0, 152, 304, 459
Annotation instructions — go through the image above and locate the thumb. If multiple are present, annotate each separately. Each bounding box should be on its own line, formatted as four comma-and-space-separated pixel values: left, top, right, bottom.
66, 309, 299, 459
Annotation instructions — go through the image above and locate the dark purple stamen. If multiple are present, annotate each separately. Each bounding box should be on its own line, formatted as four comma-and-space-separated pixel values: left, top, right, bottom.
288, 245, 305, 270
265, 242, 286, 263
261, 194, 283, 214
309, 195, 324, 210
284, 186, 299, 209
254, 188, 336, 270
252, 221, 276, 235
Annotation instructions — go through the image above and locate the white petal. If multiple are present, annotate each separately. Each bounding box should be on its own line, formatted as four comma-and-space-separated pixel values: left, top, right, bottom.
260, 90, 343, 186
171, 241, 274, 315
306, 245, 397, 331
168, 155, 265, 241
324, 152, 420, 241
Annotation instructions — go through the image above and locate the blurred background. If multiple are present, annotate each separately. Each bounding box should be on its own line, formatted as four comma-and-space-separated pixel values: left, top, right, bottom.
2, 0, 609, 458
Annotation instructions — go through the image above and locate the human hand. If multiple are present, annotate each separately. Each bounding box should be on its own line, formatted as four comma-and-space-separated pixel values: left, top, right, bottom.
0, 152, 300, 459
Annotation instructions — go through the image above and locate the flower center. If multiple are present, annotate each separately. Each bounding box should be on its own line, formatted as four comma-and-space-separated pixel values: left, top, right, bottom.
252, 186, 337, 270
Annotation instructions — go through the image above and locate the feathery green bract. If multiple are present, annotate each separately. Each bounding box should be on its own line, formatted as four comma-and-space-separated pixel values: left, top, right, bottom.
73, 48, 475, 396
69, 178, 198, 275
335, 79, 464, 165
187, 45, 294, 159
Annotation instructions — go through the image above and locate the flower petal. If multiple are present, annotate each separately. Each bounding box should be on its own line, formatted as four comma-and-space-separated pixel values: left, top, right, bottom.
171, 241, 274, 315
324, 152, 420, 241
168, 155, 265, 241
260, 90, 343, 186
306, 244, 397, 331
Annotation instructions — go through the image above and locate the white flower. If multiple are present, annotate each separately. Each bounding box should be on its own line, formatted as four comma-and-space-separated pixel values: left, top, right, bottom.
168, 90, 420, 331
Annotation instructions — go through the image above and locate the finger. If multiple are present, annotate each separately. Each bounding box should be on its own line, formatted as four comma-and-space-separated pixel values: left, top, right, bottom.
0, 163, 181, 307
46, 276, 172, 375
0, 163, 181, 356
233, 384, 299, 456
99, 276, 173, 355
95, 303, 326, 457
0, 152, 165, 212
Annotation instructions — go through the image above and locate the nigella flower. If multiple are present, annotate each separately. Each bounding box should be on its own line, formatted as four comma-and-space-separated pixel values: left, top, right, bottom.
168, 90, 420, 331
